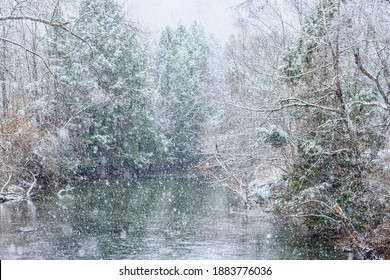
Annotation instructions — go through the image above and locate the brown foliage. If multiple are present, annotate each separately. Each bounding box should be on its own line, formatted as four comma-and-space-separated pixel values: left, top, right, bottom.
0, 108, 54, 188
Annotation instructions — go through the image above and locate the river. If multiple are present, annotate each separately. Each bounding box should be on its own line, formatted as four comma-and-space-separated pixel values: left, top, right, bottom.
0, 176, 344, 259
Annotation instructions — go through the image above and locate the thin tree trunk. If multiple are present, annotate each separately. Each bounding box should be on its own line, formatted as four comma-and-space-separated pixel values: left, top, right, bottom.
1, 25, 7, 115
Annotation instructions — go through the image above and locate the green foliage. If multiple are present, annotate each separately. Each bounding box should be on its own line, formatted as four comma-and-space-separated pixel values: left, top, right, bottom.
156, 22, 214, 166
47, 0, 165, 176
259, 125, 288, 148
281, 0, 337, 84
277, 1, 390, 248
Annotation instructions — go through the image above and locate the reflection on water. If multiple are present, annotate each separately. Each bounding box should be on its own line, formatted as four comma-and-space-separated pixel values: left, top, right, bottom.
0, 177, 343, 259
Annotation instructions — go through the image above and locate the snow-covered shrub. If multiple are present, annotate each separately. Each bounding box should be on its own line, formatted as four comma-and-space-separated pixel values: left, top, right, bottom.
259, 125, 288, 148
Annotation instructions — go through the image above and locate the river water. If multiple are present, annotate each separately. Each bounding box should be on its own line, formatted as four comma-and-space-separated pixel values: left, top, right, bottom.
0, 177, 343, 259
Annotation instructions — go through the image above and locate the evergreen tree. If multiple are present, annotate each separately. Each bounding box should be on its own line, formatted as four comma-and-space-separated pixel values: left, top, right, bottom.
280, 0, 390, 242
156, 22, 213, 167
47, 0, 164, 176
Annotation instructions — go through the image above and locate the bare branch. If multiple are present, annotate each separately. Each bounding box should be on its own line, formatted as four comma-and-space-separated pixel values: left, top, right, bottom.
286, 213, 339, 223
0, 15, 70, 30
289, 199, 335, 212
57, 186, 75, 196
225, 97, 341, 113
348, 100, 389, 111
354, 48, 390, 110
0, 174, 12, 195
0, 36, 53, 75
26, 172, 37, 197
0, 15, 93, 53
280, 97, 342, 113
61, 98, 110, 129
213, 147, 249, 207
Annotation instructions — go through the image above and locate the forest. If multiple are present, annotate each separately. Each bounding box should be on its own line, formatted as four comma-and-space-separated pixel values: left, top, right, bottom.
0, 0, 389, 259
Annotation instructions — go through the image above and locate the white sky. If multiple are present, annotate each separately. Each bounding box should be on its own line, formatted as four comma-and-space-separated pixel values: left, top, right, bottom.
121, 0, 243, 43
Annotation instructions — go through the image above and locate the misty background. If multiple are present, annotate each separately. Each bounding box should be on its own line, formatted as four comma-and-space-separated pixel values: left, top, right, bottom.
124, 0, 242, 42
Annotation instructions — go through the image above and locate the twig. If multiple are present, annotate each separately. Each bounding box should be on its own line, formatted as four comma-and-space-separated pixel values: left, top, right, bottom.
290, 199, 376, 259
57, 187, 75, 196
26, 172, 38, 197
0, 37, 54, 75
213, 147, 250, 208
289, 199, 335, 212
0, 174, 12, 195
354, 48, 390, 111
286, 213, 339, 223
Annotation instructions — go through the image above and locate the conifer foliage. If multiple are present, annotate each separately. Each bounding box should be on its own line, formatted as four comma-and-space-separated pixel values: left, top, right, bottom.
155, 23, 214, 167
48, 0, 164, 176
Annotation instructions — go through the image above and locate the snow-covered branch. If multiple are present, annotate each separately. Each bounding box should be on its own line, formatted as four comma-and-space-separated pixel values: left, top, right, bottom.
225, 97, 342, 113
354, 48, 390, 111
0, 15, 93, 54
0, 36, 53, 75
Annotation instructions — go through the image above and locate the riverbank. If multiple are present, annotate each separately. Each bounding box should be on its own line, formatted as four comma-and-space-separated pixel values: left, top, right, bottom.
2, 167, 388, 260
247, 173, 390, 260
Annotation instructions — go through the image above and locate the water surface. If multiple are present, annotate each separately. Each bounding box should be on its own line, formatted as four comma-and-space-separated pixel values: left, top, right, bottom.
0, 177, 343, 259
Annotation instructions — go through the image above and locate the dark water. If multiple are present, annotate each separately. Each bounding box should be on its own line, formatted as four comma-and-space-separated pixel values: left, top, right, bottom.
0, 177, 344, 259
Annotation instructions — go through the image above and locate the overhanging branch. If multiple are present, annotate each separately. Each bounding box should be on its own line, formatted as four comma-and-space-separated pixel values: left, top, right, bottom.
225, 97, 341, 113
0, 36, 53, 75
0, 15, 93, 54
